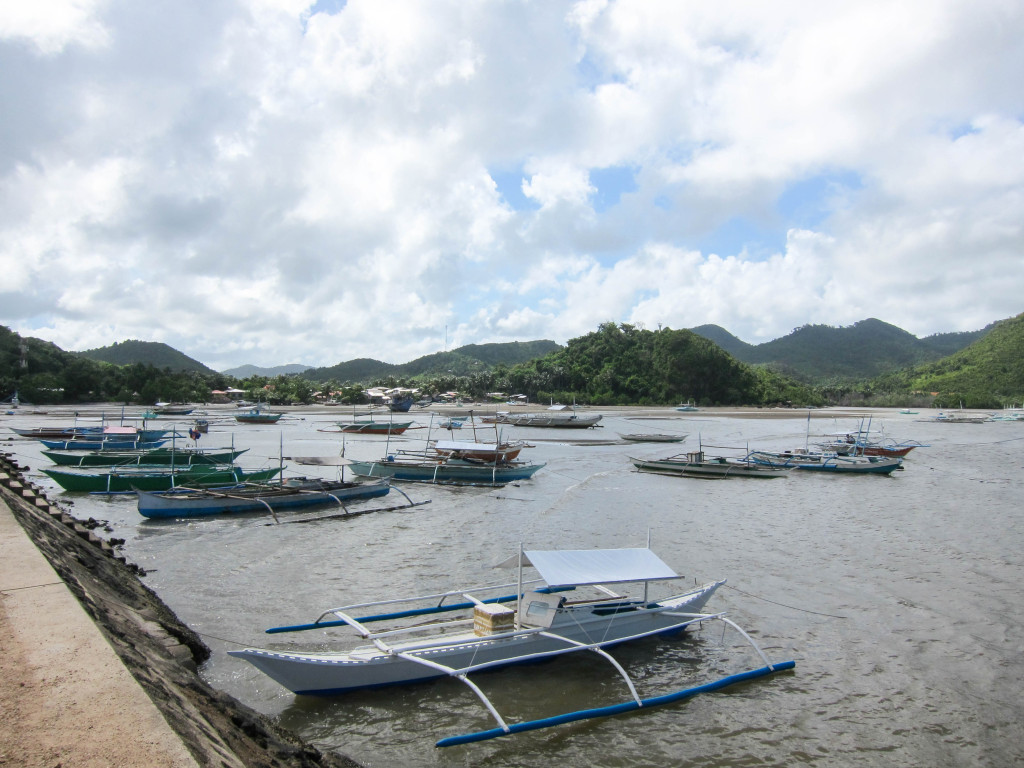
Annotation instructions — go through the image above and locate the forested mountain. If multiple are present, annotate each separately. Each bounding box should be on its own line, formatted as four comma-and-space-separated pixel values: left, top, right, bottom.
221, 363, 311, 378
77, 340, 216, 374
300, 340, 561, 383
872, 312, 1024, 406
499, 323, 818, 406
691, 318, 991, 382
688, 325, 756, 358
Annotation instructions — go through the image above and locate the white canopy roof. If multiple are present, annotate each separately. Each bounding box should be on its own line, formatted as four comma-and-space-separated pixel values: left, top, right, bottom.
498, 548, 679, 587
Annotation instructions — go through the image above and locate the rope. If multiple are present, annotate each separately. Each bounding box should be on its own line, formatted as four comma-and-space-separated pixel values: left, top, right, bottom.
0, 581, 66, 592
723, 584, 848, 619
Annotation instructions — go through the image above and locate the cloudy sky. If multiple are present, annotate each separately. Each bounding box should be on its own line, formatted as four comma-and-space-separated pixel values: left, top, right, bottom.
2, 0, 1022, 370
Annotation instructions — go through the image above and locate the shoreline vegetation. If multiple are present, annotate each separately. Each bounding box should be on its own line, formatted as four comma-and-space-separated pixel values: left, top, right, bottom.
8, 314, 1024, 412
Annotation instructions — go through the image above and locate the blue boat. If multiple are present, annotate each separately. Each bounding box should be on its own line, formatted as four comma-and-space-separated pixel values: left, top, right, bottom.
136, 477, 391, 518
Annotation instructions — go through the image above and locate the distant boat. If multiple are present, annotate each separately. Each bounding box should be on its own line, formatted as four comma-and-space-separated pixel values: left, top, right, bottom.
631, 451, 792, 479
338, 420, 413, 435
388, 394, 415, 412
235, 405, 284, 424
675, 402, 699, 412
136, 477, 391, 518
494, 405, 602, 429
747, 450, 903, 475
349, 456, 545, 486
620, 434, 687, 443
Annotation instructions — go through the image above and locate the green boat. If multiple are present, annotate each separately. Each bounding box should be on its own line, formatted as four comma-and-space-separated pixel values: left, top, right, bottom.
42, 447, 249, 467
41, 465, 282, 493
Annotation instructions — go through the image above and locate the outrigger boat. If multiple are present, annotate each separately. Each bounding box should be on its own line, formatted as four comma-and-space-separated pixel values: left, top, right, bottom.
42, 446, 248, 467
631, 450, 793, 479
747, 449, 903, 474
229, 543, 795, 747
136, 477, 392, 518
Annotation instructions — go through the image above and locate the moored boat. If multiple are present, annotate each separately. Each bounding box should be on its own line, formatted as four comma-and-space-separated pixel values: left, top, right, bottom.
41, 465, 283, 493
41, 446, 248, 467
39, 437, 169, 451
136, 477, 391, 518
337, 419, 414, 434
747, 449, 903, 474
620, 433, 687, 443
235, 406, 284, 424
348, 455, 544, 485
494, 409, 602, 429
228, 543, 794, 747
631, 451, 792, 479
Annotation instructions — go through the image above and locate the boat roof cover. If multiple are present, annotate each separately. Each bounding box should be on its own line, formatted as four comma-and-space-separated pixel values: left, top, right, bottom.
501, 548, 679, 587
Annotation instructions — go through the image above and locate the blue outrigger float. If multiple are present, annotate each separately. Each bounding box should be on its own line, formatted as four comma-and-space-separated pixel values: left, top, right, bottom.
229, 540, 795, 746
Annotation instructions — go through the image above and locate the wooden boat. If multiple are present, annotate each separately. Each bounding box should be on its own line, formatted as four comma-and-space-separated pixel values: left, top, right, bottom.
13, 425, 169, 441
494, 409, 602, 429
620, 433, 687, 443
136, 477, 391, 518
337, 420, 414, 435
39, 437, 168, 451
430, 438, 526, 463
820, 439, 921, 458
228, 544, 794, 747
747, 449, 903, 474
631, 451, 793, 479
235, 406, 284, 424
41, 465, 282, 493
388, 394, 415, 412
41, 447, 248, 467
348, 455, 544, 485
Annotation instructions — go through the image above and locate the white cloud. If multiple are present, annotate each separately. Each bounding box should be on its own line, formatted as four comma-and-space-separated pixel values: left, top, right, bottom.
1, 0, 1022, 370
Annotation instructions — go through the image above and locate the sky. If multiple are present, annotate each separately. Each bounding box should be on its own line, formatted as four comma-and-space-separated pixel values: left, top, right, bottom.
1, 0, 1023, 371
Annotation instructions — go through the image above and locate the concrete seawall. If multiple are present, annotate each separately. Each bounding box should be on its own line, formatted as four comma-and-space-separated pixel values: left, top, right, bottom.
0, 452, 362, 768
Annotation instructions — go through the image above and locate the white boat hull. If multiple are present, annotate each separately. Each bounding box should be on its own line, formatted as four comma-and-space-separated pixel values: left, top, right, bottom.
229, 581, 724, 695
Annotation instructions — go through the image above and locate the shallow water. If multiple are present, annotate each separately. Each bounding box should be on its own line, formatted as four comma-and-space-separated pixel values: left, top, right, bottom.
6, 406, 1023, 767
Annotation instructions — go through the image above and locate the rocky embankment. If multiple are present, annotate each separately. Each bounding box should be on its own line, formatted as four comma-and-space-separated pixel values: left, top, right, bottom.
0, 451, 362, 768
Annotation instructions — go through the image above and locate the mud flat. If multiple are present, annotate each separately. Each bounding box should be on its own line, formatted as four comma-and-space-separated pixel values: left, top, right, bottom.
0, 451, 362, 768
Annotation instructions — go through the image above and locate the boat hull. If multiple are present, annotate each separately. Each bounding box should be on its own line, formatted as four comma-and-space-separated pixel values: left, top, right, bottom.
497, 414, 602, 428
42, 447, 247, 467
41, 466, 283, 493
229, 581, 723, 695
137, 478, 390, 518
348, 458, 544, 485
39, 438, 168, 451
631, 457, 791, 478
747, 451, 902, 474
338, 421, 413, 434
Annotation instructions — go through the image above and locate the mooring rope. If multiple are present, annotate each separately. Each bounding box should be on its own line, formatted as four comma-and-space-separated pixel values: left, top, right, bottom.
723, 583, 848, 619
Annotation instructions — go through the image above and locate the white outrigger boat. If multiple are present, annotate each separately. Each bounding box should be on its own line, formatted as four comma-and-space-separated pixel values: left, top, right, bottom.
229, 542, 795, 746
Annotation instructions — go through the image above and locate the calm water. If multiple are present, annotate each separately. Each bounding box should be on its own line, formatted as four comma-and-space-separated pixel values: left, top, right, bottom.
5, 405, 1023, 767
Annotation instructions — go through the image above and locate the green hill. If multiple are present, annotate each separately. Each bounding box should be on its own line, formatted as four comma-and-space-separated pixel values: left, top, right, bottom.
77, 340, 216, 374
873, 313, 1024, 406
221, 363, 311, 378
300, 340, 561, 383
502, 323, 818, 406
692, 318, 989, 383
689, 324, 756, 358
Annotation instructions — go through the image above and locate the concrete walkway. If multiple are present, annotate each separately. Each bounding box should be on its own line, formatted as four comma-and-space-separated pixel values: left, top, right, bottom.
0, 496, 199, 768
